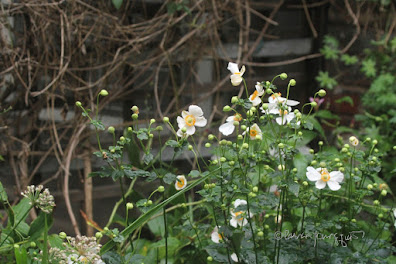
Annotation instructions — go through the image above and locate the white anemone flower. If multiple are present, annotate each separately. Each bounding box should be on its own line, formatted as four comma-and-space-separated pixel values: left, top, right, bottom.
268, 92, 300, 107
177, 105, 207, 136
275, 107, 296, 125
227, 62, 246, 86
306, 167, 344, 191
219, 113, 242, 136
210, 226, 223, 243
243, 123, 262, 140
231, 253, 239, 262
230, 199, 253, 228
249, 82, 264, 106
175, 175, 187, 190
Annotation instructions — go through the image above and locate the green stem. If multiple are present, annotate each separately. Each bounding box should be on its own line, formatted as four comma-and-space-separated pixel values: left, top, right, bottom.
42, 214, 48, 264
0, 205, 33, 247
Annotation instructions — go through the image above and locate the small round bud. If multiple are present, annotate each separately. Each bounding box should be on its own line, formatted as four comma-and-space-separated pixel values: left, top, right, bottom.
75, 101, 82, 107
250, 107, 257, 113
264, 224, 270, 229
278, 143, 285, 149
110, 149, 115, 153
242, 143, 249, 149
393, 145, 396, 150
372, 139, 378, 145
341, 148, 348, 153
246, 110, 254, 117
99, 89, 109, 96
378, 213, 383, 219
262, 103, 269, 110
205, 143, 211, 148
208, 134, 214, 141
241, 125, 247, 131
95, 232, 103, 239
296, 112, 302, 119
349, 136, 359, 146
158, 186, 165, 193
132, 113, 139, 120
311, 101, 317, 108
303, 181, 308, 186
311, 160, 317, 166
120, 136, 125, 141
248, 192, 256, 198
188, 145, 193, 151
309, 149, 314, 154
280, 73, 288, 80
351, 218, 356, 223
128, 127, 133, 133
266, 88, 272, 94
59, 232, 67, 239
30, 242, 36, 248
232, 120, 239, 126
103, 227, 109, 232
237, 135, 243, 140
231, 96, 239, 104
253, 186, 258, 193
318, 141, 323, 146
318, 89, 326, 97
229, 160, 235, 166
373, 183, 378, 187
131, 105, 139, 113
156, 126, 163, 131
147, 200, 153, 205
381, 190, 387, 196
289, 79, 296, 86
298, 131, 303, 136
126, 202, 134, 210
373, 200, 380, 205
181, 127, 187, 133
212, 160, 218, 165
339, 167, 345, 172
292, 168, 298, 173
150, 119, 155, 124
257, 231, 264, 237
374, 148, 379, 153
207, 256, 213, 262
223, 105, 232, 112
367, 184, 373, 190
14, 244, 19, 249
220, 157, 226, 163
255, 135, 262, 140
278, 164, 285, 171
163, 117, 169, 123
108, 126, 115, 134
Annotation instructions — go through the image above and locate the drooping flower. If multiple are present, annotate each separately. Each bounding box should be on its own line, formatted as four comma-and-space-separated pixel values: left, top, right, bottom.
249, 82, 264, 106
306, 166, 344, 191
227, 62, 245, 86
175, 175, 187, 190
177, 105, 207, 136
349, 136, 359, 147
219, 113, 242, 136
210, 226, 223, 243
244, 123, 262, 140
230, 199, 253, 227
268, 92, 299, 107
231, 253, 239, 262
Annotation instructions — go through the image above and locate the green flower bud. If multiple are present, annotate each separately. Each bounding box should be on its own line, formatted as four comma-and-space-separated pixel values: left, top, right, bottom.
311, 101, 317, 108
181, 127, 187, 133
247, 110, 254, 117
248, 192, 256, 198
266, 88, 272, 94
205, 143, 211, 148
233, 121, 239, 126
278, 164, 285, 171
95, 232, 103, 239
367, 184, 373, 190
378, 213, 383, 219
292, 168, 298, 173
99, 89, 109, 96
223, 105, 232, 112
208, 134, 214, 140
298, 131, 303, 136
334, 158, 340, 162
241, 125, 247, 131
163, 117, 169, 123
318, 89, 326, 97
280, 73, 288, 80
302, 181, 308, 186
212, 160, 218, 165
108, 126, 115, 134
250, 107, 257, 113
381, 190, 387, 196
150, 119, 155, 124
318, 141, 323, 146
229, 160, 235, 166
126, 202, 134, 210
319, 162, 326, 168
131, 105, 139, 113
59, 232, 67, 239
262, 103, 269, 110
339, 167, 345, 172
372, 139, 378, 145
278, 143, 285, 149
264, 224, 270, 229
309, 149, 314, 154
128, 127, 133, 132
132, 113, 139, 120
156, 126, 163, 131
373, 200, 380, 205
220, 157, 226, 163
188, 145, 193, 151
311, 160, 317, 166
296, 112, 302, 119
14, 244, 19, 249
120, 136, 125, 141
207, 256, 213, 262
237, 135, 243, 140
75, 101, 82, 107
157, 186, 165, 193
253, 186, 258, 193
289, 79, 296, 86
147, 200, 153, 205
103, 227, 109, 232
242, 143, 249, 149
257, 231, 264, 237
30, 242, 36, 248
231, 96, 239, 104
393, 145, 396, 150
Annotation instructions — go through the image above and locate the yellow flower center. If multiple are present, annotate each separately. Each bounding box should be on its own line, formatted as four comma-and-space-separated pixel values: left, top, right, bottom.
184, 115, 196, 127
279, 109, 288, 116
249, 128, 258, 138
320, 169, 331, 182
234, 72, 241, 75
251, 90, 259, 100
176, 177, 186, 188
271, 92, 281, 100
234, 211, 244, 221
234, 113, 242, 121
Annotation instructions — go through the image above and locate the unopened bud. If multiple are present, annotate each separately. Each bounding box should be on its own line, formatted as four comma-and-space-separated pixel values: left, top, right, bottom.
108, 126, 115, 134
280, 73, 288, 80
99, 89, 109, 96
75, 101, 82, 107
289, 79, 296, 86
231, 96, 239, 104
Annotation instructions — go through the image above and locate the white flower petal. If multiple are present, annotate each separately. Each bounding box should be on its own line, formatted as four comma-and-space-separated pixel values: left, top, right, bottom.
227, 62, 239, 74
195, 116, 207, 127
211, 227, 221, 243
177, 116, 185, 128
181, 110, 188, 118
188, 105, 204, 117
275, 116, 286, 125
176, 129, 185, 138
250, 95, 261, 106
240, 65, 246, 76
315, 180, 326, 189
330, 171, 344, 183
231, 253, 239, 263
219, 122, 235, 136
230, 75, 243, 86
185, 125, 196, 135
230, 217, 238, 228
226, 116, 235, 122
327, 180, 341, 191
255, 82, 264, 94
306, 167, 321, 181
234, 199, 247, 208
285, 99, 300, 106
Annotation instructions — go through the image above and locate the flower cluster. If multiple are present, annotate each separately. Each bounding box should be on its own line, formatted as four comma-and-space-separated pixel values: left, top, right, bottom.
21, 185, 55, 214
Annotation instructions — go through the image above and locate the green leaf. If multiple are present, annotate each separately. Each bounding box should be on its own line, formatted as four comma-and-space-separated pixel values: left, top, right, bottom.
101, 169, 217, 254
341, 54, 358, 65
305, 116, 325, 139
14, 245, 27, 264
335, 96, 354, 106
165, 140, 179, 148
143, 153, 153, 165
101, 251, 124, 264
361, 58, 376, 78
315, 110, 340, 120
315, 71, 337, 90
111, 170, 124, 181
12, 198, 31, 224
0, 181, 8, 202
137, 131, 148, 141
288, 181, 300, 197
28, 212, 53, 241
163, 173, 176, 185
91, 119, 105, 130
112, 0, 123, 10
188, 170, 200, 178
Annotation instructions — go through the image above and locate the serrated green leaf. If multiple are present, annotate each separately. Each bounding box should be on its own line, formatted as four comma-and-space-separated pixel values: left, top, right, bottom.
163, 173, 176, 185
143, 153, 153, 165
111, 170, 124, 181
188, 170, 200, 178
165, 140, 179, 148
91, 119, 105, 130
